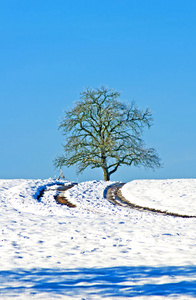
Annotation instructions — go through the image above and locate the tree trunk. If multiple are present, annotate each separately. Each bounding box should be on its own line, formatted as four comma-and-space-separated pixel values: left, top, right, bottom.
101, 151, 110, 180
103, 167, 110, 181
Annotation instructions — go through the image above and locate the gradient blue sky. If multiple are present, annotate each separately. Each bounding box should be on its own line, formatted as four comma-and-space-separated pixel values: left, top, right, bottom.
0, 0, 196, 182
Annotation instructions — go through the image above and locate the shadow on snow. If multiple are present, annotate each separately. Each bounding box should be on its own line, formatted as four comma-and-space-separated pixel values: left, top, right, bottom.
0, 265, 196, 297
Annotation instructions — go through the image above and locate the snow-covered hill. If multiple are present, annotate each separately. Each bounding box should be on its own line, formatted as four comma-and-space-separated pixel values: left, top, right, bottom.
0, 178, 196, 299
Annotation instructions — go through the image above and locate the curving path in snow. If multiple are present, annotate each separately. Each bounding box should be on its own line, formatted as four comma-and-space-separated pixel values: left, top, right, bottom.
53, 180, 196, 218
120, 179, 196, 217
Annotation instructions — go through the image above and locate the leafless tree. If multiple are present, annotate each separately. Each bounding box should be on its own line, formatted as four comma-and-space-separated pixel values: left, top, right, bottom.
54, 87, 161, 180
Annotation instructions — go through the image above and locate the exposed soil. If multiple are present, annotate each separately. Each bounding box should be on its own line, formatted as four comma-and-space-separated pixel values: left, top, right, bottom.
54, 195, 76, 207
37, 183, 77, 208
54, 183, 77, 207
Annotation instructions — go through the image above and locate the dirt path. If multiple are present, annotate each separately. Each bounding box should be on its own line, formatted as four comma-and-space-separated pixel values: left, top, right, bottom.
38, 181, 196, 217
37, 183, 77, 208
54, 183, 77, 207
107, 183, 196, 218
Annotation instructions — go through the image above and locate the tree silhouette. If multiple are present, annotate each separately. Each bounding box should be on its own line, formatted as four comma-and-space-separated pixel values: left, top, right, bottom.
54, 87, 161, 180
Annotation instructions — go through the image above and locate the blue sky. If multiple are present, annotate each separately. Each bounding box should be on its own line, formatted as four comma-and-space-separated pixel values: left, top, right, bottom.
0, 0, 196, 182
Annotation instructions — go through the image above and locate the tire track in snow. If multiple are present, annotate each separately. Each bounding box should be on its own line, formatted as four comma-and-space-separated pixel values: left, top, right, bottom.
37, 183, 77, 208
106, 183, 196, 218
37, 181, 196, 217
54, 183, 77, 207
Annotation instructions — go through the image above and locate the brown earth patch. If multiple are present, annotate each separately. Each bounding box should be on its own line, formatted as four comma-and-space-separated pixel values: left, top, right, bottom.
54, 195, 76, 207
54, 183, 77, 207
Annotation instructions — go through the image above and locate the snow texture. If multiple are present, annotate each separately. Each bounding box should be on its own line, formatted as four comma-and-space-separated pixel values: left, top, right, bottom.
121, 179, 196, 215
0, 178, 196, 299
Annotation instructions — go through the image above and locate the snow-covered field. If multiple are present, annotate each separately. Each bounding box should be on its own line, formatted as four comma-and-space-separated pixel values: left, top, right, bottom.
0, 178, 196, 299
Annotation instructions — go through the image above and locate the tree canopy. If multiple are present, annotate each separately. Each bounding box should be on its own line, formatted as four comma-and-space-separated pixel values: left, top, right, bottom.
54, 87, 161, 180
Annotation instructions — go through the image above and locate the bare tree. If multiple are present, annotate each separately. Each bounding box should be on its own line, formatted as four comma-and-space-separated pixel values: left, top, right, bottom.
54, 87, 161, 180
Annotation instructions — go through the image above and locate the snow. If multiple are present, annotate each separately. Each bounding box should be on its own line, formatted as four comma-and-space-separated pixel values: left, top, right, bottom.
121, 179, 196, 216
0, 178, 196, 299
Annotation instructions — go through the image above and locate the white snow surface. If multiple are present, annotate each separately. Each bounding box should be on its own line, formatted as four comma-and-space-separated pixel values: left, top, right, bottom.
0, 178, 196, 299
121, 179, 196, 216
